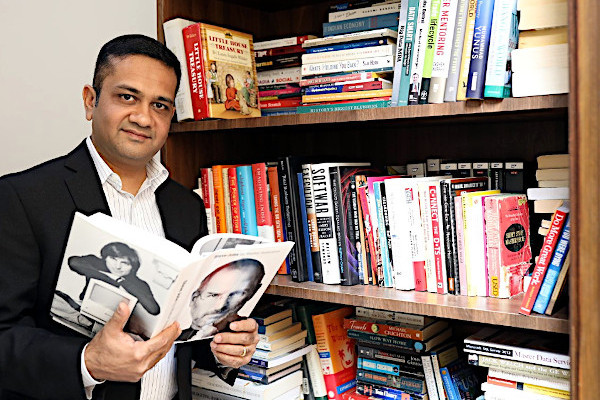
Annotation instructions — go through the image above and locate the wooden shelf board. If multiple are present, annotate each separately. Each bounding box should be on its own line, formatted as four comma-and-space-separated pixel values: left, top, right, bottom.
265, 275, 569, 334
170, 94, 568, 133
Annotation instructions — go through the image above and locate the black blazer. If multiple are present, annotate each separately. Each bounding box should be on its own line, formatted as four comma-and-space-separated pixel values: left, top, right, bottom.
0, 141, 223, 400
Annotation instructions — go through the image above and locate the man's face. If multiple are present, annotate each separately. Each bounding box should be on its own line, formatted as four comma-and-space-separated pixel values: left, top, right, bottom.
189, 266, 257, 330
84, 54, 176, 170
105, 256, 133, 277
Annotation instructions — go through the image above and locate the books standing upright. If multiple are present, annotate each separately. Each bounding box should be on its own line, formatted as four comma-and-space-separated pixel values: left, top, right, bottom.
182, 22, 261, 119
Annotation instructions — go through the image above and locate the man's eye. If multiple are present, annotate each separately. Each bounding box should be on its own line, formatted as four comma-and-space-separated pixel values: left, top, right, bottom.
120, 94, 134, 101
154, 102, 169, 111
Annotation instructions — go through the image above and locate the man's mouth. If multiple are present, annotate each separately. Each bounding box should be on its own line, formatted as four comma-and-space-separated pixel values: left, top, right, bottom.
122, 129, 150, 140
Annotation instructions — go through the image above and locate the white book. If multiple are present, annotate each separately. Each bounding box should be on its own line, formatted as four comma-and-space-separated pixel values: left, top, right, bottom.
488, 368, 570, 392
193, 383, 303, 400
257, 67, 303, 86
390, 0, 410, 106
256, 330, 308, 351
305, 346, 328, 398
329, 2, 404, 22
192, 369, 303, 400
443, 0, 469, 101
518, 0, 568, 30
254, 35, 317, 51
302, 44, 396, 64
512, 67, 569, 97
481, 382, 564, 400
163, 18, 196, 121
526, 187, 569, 200
420, 354, 440, 400
253, 338, 307, 360
429, 0, 460, 103
428, 180, 448, 293
511, 44, 568, 73
406, 0, 432, 105
302, 28, 398, 48
301, 56, 395, 76
50, 213, 293, 341
418, 181, 437, 293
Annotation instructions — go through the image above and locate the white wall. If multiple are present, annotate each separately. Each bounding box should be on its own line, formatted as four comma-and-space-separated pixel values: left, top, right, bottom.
0, 0, 157, 176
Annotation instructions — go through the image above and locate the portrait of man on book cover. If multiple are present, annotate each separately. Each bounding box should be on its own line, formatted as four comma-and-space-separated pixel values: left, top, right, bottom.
178, 258, 265, 341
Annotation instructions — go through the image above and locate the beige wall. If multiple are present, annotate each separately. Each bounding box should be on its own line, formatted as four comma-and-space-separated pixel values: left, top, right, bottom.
0, 1, 157, 175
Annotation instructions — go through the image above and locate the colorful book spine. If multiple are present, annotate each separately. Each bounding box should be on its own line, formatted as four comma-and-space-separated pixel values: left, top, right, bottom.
258, 87, 302, 97
357, 185, 380, 285
301, 57, 395, 76
483, 0, 518, 98
260, 98, 302, 108
211, 165, 228, 233
419, 0, 442, 104
520, 202, 569, 315
468, 353, 570, 381
421, 355, 440, 400
533, 215, 570, 314
257, 67, 303, 86
444, 0, 470, 101
256, 54, 302, 71
300, 71, 388, 86
305, 81, 388, 95
267, 165, 288, 274
428, 182, 448, 294
252, 163, 275, 241
456, 0, 479, 100
465, 0, 495, 99
297, 100, 391, 113
306, 38, 394, 54
440, 367, 461, 400
199, 167, 216, 234
302, 89, 393, 103
329, 168, 354, 285
237, 166, 258, 236
329, 2, 404, 22
392, 0, 420, 106
406, 0, 432, 105
254, 35, 316, 51
298, 173, 315, 281
429, 0, 460, 103
301, 164, 324, 283
323, 13, 400, 36
302, 44, 396, 64
222, 168, 233, 233
255, 44, 305, 58
357, 344, 424, 370
182, 23, 209, 120
343, 317, 445, 341
356, 367, 426, 394
373, 182, 394, 287
227, 167, 242, 234
418, 181, 437, 293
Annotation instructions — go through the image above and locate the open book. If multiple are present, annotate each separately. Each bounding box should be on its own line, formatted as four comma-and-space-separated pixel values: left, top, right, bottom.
50, 212, 294, 342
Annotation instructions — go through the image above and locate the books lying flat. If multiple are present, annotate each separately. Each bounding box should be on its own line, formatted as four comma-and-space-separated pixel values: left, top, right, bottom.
518, 27, 568, 49
253, 307, 293, 326
258, 322, 303, 343
238, 362, 303, 385
535, 168, 570, 181
256, 331, 308, 352
50, 212, 293, 341
526, 187, 569, 200
193, 386, 303, 400
259, 317, 294, 335
249, 344, 314, 368
302, 89, 393, 103
537, 154, 570, 170
512, 67, 569, 97
302, 28, 397, 48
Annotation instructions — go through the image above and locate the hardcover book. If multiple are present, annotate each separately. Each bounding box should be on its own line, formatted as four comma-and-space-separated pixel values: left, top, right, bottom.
50, 212, 293, 342
182, 22, 261, 120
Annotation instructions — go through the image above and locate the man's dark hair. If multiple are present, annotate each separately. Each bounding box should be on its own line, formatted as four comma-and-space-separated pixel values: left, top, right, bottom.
93, 34, 181, 102
100, 242, 141, 274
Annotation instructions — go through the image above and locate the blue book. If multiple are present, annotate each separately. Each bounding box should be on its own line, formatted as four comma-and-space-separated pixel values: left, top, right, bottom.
466, 0, 495, 99
305, 85, 347, 95
297, 173, 315, 281
323, 13, 400, 36
440, 367, 461, 400
533, 216, 571, 314
237, 166, 258, 236
306, 38, 392, 54
373, 182, 394, 287
391, 0, 420, 106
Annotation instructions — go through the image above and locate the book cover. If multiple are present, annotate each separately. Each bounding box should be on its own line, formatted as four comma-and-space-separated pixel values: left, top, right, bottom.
343, 316, 448, 341
323, 13, 401, 37
50, 212, 293, 341
520, 202, 569, 315
456, 0, 478, 100
444, 0, 470, 101
484, 194, 532, 298
182, 22, 261, 119
312, 307, 357, 400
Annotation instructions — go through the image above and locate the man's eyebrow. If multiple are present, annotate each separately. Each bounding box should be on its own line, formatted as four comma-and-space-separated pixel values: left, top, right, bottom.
116, 85, 175, 106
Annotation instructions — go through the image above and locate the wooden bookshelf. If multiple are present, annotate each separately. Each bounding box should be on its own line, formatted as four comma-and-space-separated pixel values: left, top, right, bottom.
266, 276, 569, 333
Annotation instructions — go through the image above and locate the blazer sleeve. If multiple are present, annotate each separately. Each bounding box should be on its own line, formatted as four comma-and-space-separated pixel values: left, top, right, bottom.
0, 179, 88, 400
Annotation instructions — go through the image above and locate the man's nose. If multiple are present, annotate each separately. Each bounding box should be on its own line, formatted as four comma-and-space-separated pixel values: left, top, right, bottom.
215, 294, 232, 312
129, 103, 152, 127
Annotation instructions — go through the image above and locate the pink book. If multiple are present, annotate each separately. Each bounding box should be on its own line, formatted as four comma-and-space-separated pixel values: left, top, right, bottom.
454, 196, 467, 296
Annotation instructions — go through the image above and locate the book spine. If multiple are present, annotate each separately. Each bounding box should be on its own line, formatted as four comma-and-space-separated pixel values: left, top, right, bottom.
429, 353, 446, 400
260, 98, 302, 108
199, 168, 215, 235
488, 368, 570, 392
429, 183, 448, 294
469, 353, 571, 381
300, 71, 378, 86
355, 308, 430, 326
520, 204, 569, 315
440, 181, 456, 294
312, 165, 342, 284
297, 100, 391, 113
483, 0, 518, 98
439, 367, 461, 400
356, 368, 426, 394
464, 341, 570, 369
465, 0, 495, 99
380, 184, 396, 288
256, 55, 302, 72
429, 0, 460, 103
419, 183, 437, 293
355, 177, 371, 284
347, 174, 365, 285
252, 163, 275, 241
212, 166, 227, 233
392, 0, 420, 106
419, 0, 442, 104
357, 358, 425, 382
255, 44, 304, 58
355, 383, 418, 400
182, 24, 209, 120
302, 44, 396, 64
401, 184, 427, 291
533, 216, 571, 314
358, 186, 380, 284
228, 167, 242, 234
302, 89, 392, 103
302, 165, 324, 283
456, 0, 478, 100
407, 0, 432, 105
421, 355, 440, 400
306, 346, 329, 399
330, 169, 354, 286
357, 344, 424, 369
278, 158, 300, 281
257, 67, 303, 86
306, 39, 392, 54
163, 19, 195, 121
454, 196, 467, 295
268, 166, 288, 274
323, 13, 401, 36
298, 173, 315, 281
347, 330, 426, 353
305, 81, 386, 95
343, 318, 427, 340
254, 35, 314, 51
374, 183, 394, 287
329, 2, 404, 22
545, 251, 570, 315
259, 87, 302, 97
484, 197, 502, 297
444, 0, 470, 101
385, 182, 414, 291
301, 57, 395, 76
237, 166, 259, 236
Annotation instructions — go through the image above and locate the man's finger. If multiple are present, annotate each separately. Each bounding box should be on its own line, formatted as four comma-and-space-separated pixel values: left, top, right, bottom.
103, 302, 131, 333
229, 318, 258, 332
146, 322, 181, 353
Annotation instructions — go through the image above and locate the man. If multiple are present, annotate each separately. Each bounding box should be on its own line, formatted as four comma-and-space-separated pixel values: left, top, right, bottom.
0, 34, 258, 400
179, 258, 265, 341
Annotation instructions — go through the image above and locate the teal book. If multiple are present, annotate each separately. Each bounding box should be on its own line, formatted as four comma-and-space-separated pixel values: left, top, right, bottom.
391, 0, 420, 106
296, 100, 391, 114
237, 165, 259, 236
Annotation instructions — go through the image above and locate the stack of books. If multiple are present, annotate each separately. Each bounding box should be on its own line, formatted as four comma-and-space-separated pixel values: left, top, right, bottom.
254, 35, 316, 116
465, 328, 570, 400
511, 0, 569, 97
530, 154, 570, 215
297, 29, 396, 114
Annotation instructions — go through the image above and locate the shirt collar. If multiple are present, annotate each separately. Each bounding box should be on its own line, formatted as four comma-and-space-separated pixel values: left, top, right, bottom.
85, 136, 169, 193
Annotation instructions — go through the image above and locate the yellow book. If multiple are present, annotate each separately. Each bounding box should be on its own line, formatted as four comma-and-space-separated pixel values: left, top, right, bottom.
456, 0, 479, 101
523, 382, 570, 399
301, 89, 393, 103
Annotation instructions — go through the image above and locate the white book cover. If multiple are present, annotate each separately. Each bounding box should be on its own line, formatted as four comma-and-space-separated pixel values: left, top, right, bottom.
329, 2, 404, 22
302, 44, 396, 64
301, 56, 395, 76
50, 212, 293, 342
163, 18, 196, 121
406, 0, 432, 104
444, 0, 470, 101
429, 0, 460, 103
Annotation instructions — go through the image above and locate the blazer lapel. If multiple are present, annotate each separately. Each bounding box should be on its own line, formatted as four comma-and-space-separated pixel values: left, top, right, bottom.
63, 141, 111, 216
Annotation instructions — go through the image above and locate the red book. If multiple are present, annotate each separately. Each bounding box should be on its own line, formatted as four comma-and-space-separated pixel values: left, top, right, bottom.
228, 168, 242, 234
200, 168, 215, 234
260, 98, 302, 109
252, 163, 275, 241
255, 44, 305, 58
357, 185, 379, 285
182, 23, 209, 120
342, 317, 448, 341
268, 165, 288, 274
519, 202, 569, 315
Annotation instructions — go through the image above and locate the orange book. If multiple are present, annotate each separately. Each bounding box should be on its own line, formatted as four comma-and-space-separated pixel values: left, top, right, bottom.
312, 307, 357, 400
228, 167, 242, 234
211, 165, 238, 233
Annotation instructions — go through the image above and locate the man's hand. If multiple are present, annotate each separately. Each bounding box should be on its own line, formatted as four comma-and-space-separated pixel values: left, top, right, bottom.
210, 318, 259, 369
84, 302, 181, 382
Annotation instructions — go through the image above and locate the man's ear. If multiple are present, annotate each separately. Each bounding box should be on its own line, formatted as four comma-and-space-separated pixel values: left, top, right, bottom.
82, 85, 97, 121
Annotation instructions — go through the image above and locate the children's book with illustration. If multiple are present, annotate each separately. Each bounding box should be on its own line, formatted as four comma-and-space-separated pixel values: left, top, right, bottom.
50, 212, 293, 342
